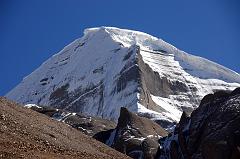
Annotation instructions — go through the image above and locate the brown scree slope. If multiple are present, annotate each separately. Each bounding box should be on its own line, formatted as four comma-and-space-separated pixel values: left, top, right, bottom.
0, 97, 130, 159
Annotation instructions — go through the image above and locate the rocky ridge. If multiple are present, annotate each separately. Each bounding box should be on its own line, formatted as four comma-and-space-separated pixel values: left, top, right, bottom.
26, 104, 116, 136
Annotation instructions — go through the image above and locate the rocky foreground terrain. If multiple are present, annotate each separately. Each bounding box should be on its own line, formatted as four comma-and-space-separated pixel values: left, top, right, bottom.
25, 104, 169, 158
0, 97, 129, 159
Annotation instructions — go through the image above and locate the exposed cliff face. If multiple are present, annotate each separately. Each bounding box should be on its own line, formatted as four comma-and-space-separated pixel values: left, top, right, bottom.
159, 88, 240, 159
6, 27, 240, 125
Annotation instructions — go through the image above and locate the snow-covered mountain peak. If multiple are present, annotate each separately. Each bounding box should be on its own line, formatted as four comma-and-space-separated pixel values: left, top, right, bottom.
82, 26, 240, 83
83, 26, 177, 53
6, 27, 240, 125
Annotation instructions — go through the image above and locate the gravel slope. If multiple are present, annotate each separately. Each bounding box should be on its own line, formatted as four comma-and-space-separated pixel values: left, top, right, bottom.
0, 97, 130, 159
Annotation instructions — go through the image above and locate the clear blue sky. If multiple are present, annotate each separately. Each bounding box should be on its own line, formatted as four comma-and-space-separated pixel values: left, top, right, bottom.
1, 0, 239, 95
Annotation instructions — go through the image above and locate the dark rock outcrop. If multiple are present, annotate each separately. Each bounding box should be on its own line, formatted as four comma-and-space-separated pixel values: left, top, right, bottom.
29, 105, 116, 136
159, 88, 240, 159
94, 107, 168, 159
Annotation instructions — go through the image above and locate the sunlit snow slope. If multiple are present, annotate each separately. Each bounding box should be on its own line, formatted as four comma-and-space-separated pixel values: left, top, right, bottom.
6, 27, 240, 124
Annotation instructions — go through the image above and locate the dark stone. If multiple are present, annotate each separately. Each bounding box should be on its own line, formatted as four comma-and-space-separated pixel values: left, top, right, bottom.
93, 129, 115, 143
95, 107, 168, 159
40, 78, 49, 82
50, 83, 69, 101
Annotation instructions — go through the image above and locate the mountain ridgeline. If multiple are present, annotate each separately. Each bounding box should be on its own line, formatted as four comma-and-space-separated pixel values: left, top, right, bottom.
6, 27, 240, 127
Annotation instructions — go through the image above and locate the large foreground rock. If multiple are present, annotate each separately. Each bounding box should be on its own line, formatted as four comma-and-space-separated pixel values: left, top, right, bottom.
159, 88, 240, 159
94, 107, 168, 159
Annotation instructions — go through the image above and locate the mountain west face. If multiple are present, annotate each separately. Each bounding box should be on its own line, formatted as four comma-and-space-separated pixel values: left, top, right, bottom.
6, 27, 240, 126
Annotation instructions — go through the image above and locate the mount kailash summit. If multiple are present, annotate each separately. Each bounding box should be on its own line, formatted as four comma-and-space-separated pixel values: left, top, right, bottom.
6, 27, 240, 127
